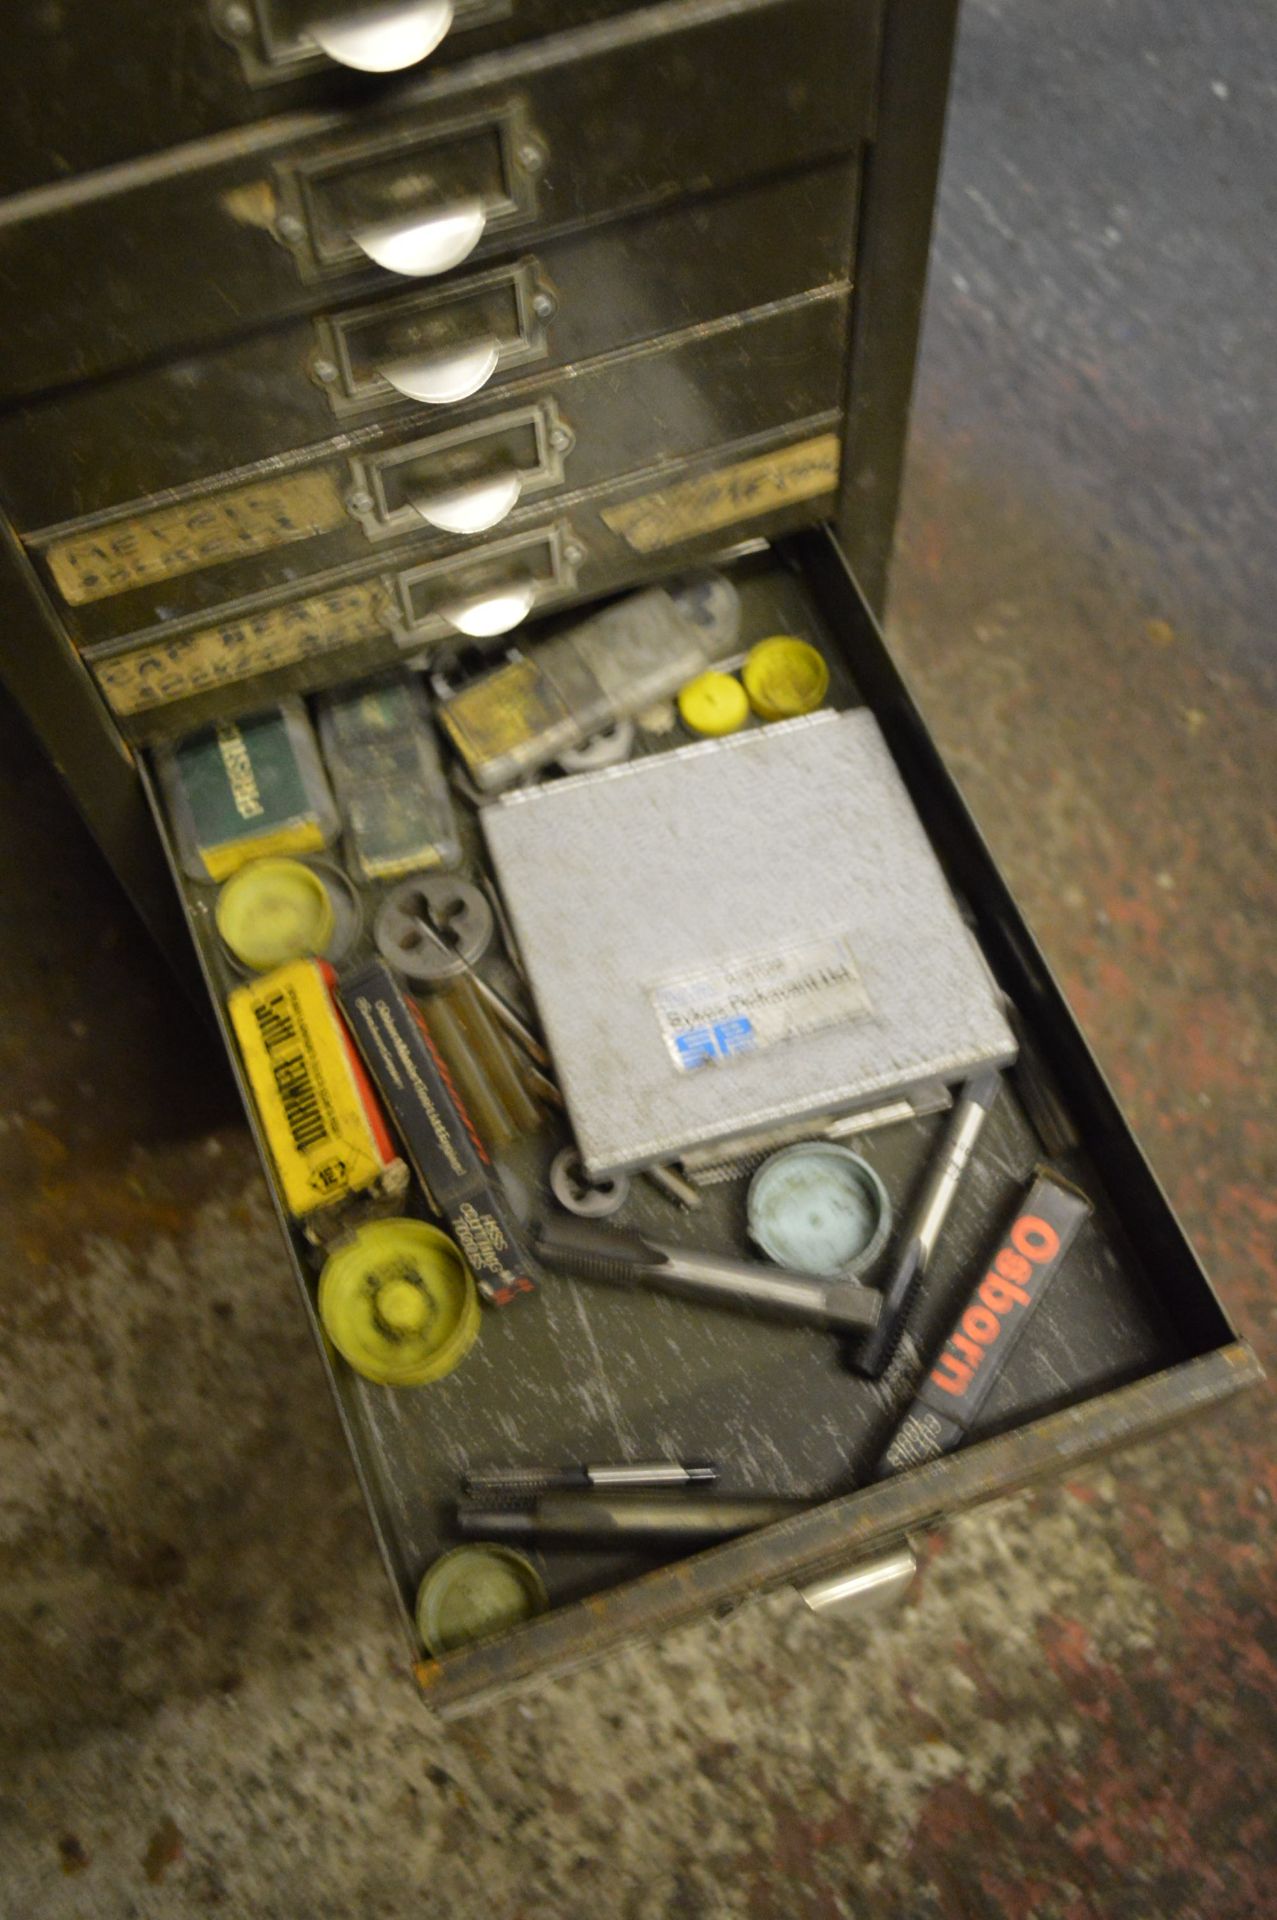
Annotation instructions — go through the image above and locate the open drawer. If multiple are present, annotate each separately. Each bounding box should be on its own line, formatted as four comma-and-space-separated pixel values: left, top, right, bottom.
138, 526, 1261, 1717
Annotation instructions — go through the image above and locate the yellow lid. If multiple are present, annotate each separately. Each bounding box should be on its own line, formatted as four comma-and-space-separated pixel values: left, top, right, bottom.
318, 1219, 481, 1387
216, 858, 335, 970
677, 670, 750, 737
742, 637, 830, 721
415, 1546, 549, 1655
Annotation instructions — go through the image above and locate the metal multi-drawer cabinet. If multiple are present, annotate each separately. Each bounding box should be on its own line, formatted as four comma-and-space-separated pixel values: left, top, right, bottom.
3, 0, 772, 192
0, 162, 857, 515
0, 0, 876, 401
16, 293, 852, 645
0, 0, 1260, 1716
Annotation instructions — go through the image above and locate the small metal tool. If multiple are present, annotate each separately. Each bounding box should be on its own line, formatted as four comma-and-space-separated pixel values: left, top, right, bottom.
416, 980, 544, 1148
398, 877, 553, 1068
443, 957, 553, 1069
550, 1146, 630, 1218
418, 989, 515, 1148
478, 869, 527, 978
462, 1459, 720, 1497
521, 1061, 565, 1110
852, 1070, 1002, 1379
533, 1214, 882, 1335
643, 1162, 703, 1211
374, 875, 493, 986
679, 1089, 953, 1183
457, 1491, 804, 1543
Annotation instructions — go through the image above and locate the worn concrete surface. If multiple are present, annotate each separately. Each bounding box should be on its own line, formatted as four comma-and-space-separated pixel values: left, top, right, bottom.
2, 0, 1275, 1914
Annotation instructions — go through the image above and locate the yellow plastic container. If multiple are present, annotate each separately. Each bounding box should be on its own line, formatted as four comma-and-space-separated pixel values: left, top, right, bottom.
227, 959, 393, 1220
415, 1545, 549, 1655
216, 858, 335, 970
318, 1219, 481, 1387
742, 637, 830, 721
677, 670, 749, 737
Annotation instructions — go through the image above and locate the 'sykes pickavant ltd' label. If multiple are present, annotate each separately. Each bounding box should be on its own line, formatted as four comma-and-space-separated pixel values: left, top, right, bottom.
650, 934, 871, 1074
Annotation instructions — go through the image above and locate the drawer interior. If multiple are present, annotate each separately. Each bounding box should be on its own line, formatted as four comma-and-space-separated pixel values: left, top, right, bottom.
143, 532, 1247, 1703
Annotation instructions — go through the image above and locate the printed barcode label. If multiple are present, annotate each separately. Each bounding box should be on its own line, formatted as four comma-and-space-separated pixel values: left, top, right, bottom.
650, 934, 872, 1074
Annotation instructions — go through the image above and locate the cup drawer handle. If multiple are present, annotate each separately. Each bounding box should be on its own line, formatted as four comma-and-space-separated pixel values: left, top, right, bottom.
408, 466, 522, 535
351, 197, 487, 277
796, 1544, 918, 1623
307, 0, 455, 71
378, 335, 502, 405
438, 580, 537, 638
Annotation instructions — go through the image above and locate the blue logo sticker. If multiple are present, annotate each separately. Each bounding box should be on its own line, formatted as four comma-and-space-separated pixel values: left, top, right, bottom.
673, 1016, 757, 1070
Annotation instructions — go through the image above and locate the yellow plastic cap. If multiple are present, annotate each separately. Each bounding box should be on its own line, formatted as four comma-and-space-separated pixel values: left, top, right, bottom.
677, 671, 750, 737
415, 1545, 548, 1656
216, 858, 336, 971
376, 1279, 431, 1335
318, 1219, 481, 1387
742, 637, 830, 721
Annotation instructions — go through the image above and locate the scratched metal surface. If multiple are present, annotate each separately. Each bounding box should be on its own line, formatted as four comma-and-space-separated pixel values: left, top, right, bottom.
168, 556, 1184, 1621
482, 708, 1015, 1175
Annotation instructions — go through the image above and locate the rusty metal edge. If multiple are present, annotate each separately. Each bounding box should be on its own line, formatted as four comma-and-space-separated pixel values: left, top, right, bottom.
413, 1343, 1262, 1717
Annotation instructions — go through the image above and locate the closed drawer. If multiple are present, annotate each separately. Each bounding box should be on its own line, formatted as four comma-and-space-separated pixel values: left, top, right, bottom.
84, 432, 842, 738
29, 292, 850, 650
139, 534, 1258, 1718
0, 163, 858, 530
0, 0, 879, 404
2, 1, 682, 195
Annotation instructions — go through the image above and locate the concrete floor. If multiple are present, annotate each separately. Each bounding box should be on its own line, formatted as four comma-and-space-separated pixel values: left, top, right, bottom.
3, 1, 1275, 1914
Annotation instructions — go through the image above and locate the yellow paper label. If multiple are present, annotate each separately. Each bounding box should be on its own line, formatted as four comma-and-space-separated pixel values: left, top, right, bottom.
43, 470, 348, 605
438, 656, 570, 770
92, 580, 390, 718
202, 822, 326, 884
602, 434, 842, 554
228, 960, 386, 1218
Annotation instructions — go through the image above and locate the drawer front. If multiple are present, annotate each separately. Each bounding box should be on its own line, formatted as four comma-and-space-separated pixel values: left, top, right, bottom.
30, 293, 850, 649
85, 434, 845, 739
0, 162, 858, 531
138, 538, 1256, 1718
0, 0, 879, 404
219, 0, 625, 90
1, 2, 666, 196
